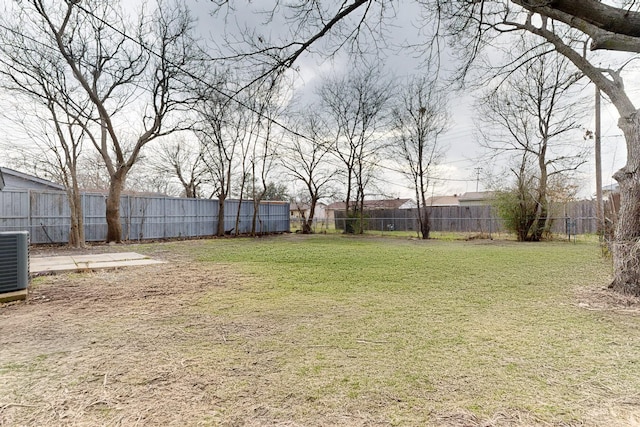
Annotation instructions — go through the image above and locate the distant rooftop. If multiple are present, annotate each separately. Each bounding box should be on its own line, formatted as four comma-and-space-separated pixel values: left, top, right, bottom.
0, 166, 64, 191
425, 195, 459, 206
326, 198, 415, 210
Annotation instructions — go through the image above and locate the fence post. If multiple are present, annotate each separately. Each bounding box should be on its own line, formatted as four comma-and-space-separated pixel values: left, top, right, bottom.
27, 189, 32, 237
126, 195, 131, 241
82, 192, 86, 241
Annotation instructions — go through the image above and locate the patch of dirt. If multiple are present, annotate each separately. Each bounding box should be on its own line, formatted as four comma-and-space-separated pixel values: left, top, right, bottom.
575, 286, 640, 315
0, 260, 250, 427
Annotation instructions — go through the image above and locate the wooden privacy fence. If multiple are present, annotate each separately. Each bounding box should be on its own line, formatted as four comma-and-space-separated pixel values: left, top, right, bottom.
333, 200, 600, 235
0, 189, 290, 244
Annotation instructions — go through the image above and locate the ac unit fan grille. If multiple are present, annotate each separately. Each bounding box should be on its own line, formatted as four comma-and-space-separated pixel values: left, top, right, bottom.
0, 235, 19, 287
0, 232, 29, 292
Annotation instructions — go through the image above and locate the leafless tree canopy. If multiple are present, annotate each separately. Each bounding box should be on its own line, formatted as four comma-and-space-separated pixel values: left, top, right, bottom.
478, 45, 589, 241
390, 74, 449, 239
317, 63, 392, 233
281, 112, 338, 233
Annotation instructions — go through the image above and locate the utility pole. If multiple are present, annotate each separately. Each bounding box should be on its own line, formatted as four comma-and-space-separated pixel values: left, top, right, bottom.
595, 88, 604, 235
475, 167, 482, 192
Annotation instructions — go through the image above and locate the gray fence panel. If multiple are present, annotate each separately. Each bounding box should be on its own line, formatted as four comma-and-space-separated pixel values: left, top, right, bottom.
201, 199, 218, 236
333, 203, 596, 236
224, 200, 254, 234
165, 197, 194, 239
83, 193, 108, 242
0, 190, 29, 233
220, 200, 289, 235
259, 202, 289, 233
221, 199, 237, 234
30, 191, 70, 243
0, 189, 289, 243
224, 200, 240, 234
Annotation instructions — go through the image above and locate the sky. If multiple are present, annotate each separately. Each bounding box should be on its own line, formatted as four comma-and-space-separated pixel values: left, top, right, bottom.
188, 1, 631, 200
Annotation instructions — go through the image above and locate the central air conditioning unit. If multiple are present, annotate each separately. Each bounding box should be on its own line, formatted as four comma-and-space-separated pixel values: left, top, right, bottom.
0, 231, 29, 293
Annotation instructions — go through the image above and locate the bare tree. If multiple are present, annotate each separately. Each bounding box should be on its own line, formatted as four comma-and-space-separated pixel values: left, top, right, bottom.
478, 48, 589, 241
0, 10, 96, 247
248, 75, 284, 236
1, 114, 88, 247
149, 137, 206, 198
317, 64, 392, 233
390, 75, 449, 239
195, 72, 252, 236
8, 105, 91, 247
281, 113, 338, 234
5, 0, 202, 242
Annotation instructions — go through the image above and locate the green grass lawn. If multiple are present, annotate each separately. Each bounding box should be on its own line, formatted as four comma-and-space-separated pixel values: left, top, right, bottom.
159, 234, 637, 425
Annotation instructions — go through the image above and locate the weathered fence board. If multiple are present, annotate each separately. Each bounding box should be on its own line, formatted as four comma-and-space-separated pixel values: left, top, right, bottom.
0, 189, 289, 244
333, 201, 599, 235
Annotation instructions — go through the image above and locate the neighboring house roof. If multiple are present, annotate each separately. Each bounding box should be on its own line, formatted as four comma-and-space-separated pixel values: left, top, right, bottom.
326, 198, 416, 211
290, 202, 310, 212
458, 191, 496, 205
426, 195, 460, 206
0, 167, 65, 191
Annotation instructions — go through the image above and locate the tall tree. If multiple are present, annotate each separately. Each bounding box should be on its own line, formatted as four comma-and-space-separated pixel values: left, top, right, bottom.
195, 73, 248, 236
390, 75, 449, 239
281, 113, 338, 234
5, 0, 201, 242
317, 64, 392, 233
478, 46, 589, 241
0, 4, 98, 247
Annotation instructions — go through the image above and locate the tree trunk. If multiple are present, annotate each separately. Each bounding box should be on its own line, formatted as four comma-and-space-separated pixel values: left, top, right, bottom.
417, 181, 430, 239
357, 196, 365, 234
343, 171, 354, 234
235, 179, 246, 236
530, 155, 549, 242
610, 111, 640, 296
68, 200, 81, 247
217, 197, 225, 236
106, 172, 126, 243
68, 189, 85, 248
421, 207, 431, 239
251, 199, 260, 236
302, 220, 313, 234
303, 197, 317, 234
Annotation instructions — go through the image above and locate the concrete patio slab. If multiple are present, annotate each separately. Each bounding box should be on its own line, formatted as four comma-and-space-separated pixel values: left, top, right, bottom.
30, 252, 165, 275
70, 252, 148, 263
